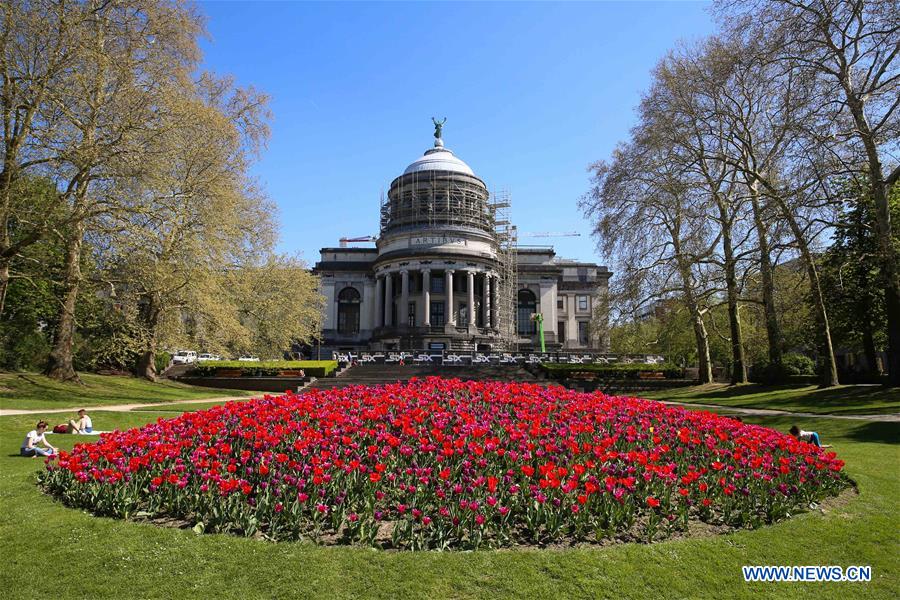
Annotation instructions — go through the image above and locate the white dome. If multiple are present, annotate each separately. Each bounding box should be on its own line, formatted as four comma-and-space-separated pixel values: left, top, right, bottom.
403, 146, 475, 176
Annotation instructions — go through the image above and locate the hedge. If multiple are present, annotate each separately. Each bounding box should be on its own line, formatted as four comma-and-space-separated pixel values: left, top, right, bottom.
749, 352, 817, 384
190, 360, 338, 379
540, 362, 685, 380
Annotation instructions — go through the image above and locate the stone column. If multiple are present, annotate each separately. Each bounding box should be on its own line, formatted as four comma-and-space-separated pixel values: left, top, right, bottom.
375, 275, 384, 328
400, 269, 409, 326
467, 270, 476, 327
483, 273, 491, 329
384, 272, 393, 327
422, 269, 431, 326
491, 273, 500, 329
445, 269, 455, 325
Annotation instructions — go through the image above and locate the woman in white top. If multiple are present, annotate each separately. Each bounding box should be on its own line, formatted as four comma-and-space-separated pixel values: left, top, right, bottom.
21, 421, 57, 457
789, 425, 831, 448
68, 409, 93, 434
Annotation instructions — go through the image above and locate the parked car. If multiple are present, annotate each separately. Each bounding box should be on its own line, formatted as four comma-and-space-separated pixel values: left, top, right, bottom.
237, 355, 260, 362
172, 350, 198, 365
198, 353, 221, 362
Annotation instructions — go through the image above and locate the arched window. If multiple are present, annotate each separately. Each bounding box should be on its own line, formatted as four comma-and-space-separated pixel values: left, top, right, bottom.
517, 289, 537, 336
337, 287, 361, 334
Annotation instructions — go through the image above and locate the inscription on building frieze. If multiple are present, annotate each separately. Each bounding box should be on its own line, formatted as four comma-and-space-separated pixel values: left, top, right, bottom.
409, 235, 466, 247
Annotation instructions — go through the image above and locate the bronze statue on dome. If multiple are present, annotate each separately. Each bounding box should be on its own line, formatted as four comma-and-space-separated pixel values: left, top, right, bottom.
432, 117, 447, 140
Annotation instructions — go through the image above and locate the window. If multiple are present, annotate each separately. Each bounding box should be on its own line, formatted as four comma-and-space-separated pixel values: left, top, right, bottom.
558, 321, 566, 343
408, 302, 416, 327
431, 275, 445, 294
557, 296, 564, 310
578, 321, 589, 345
517, 289, 537, 336
458, 302, 467, 325
577, 295, 589, 312
431, 301, 445, 326
337, 287, 361, 334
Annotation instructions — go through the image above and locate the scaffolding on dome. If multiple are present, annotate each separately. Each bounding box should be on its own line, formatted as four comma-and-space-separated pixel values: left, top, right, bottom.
379, 170, 494, 234
491, 190, 518, 350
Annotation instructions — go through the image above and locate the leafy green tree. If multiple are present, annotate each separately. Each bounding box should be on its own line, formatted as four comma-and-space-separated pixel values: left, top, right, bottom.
820, 184, 898, 376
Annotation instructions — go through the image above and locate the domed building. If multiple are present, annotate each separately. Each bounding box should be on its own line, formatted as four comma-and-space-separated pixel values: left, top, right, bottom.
315, 122, 611, 353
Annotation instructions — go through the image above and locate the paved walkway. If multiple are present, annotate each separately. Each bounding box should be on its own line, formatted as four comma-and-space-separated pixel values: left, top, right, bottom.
659, 400, 900, 422
0, 396, 250, 417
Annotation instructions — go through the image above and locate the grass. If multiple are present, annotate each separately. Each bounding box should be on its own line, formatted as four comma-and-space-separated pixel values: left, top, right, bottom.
1, 390, 898, 598
0, 372, 256, 411
641, 383, 900, 416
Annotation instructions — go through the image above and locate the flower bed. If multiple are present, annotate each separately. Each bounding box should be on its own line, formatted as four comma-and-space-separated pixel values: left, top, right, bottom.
40, 379, 848, 550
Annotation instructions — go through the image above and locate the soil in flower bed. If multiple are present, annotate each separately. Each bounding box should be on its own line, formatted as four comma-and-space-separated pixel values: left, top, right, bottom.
40, 378, 850, 550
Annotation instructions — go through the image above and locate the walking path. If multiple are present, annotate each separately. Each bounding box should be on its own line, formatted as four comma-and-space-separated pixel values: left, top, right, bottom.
1, 394, 897, 422
658, 400, 900, 422
0, 396, 250, 417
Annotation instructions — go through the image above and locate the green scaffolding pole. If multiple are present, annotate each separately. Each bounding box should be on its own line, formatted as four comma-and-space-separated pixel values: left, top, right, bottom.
531, 313, 545, 353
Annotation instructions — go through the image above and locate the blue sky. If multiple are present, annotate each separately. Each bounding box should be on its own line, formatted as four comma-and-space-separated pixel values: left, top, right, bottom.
198, 1, 715, 265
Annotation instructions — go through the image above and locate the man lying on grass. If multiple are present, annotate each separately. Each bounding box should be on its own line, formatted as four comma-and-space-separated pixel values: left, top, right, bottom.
21, 421, 57, 458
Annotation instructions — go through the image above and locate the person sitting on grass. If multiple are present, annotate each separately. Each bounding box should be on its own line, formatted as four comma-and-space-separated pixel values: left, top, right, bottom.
67, 409, 93, 434
789, 425, 832, 448
21, 421, 57, 458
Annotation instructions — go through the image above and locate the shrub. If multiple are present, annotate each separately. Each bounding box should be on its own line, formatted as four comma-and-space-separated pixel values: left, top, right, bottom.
750, 353, 817, 384
154, 352, 172, 374
541, 362, 684, 380
782, 353, 816, 376
41, 379, 847, 550
190, 360, 337, 378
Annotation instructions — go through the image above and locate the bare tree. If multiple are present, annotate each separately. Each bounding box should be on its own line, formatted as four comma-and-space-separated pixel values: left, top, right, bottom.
718, 0, 899, 382
583, 131, 717, 384
700, 33, 841, 386
644, 40, 755, 383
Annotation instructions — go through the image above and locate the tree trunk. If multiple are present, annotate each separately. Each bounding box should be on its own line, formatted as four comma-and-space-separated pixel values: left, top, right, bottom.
691, 308, 714, 384
861, 324, 881, 377
0, 260, 8, 317
748, 180, 783, 371
136, 350, 157, 381
717, 201, 747, 384
674, 246, 713, 384
768, 193, 839, 387
45, 218, 85, 382
136, 293, 161, 381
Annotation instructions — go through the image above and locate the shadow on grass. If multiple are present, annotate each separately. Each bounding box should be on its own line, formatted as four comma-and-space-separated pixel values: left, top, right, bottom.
668, 383, 900, 414
682, 383, 802, 400
843, 421, 900, 445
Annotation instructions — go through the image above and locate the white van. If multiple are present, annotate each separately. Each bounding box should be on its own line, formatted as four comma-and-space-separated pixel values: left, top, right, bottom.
172, 350, 198, 364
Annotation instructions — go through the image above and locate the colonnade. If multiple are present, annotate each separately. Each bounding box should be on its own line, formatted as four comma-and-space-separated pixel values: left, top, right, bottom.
374, 268, 498, 329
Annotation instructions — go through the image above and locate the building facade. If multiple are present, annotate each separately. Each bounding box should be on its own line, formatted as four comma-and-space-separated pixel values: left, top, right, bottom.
314, 127, 611, 353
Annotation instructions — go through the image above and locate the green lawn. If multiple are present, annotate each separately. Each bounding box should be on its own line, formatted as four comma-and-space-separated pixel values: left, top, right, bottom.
1, 399, 897, 598
641, 383, 900, 416
0, 372, 256, 411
